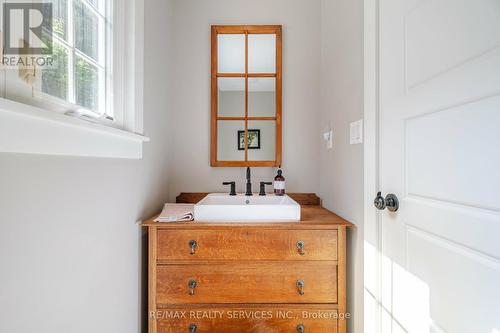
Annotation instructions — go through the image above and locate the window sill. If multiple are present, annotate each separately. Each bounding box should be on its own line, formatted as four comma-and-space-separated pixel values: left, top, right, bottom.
0, 98, 149, 159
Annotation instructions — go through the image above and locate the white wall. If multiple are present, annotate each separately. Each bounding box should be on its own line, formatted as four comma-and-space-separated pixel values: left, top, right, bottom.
0, 0, 174, 332
319, 0, 364, 332
167, 0, 322, 199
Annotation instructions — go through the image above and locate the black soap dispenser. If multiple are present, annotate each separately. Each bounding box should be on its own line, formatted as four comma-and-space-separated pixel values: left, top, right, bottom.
274, 166, 285, 196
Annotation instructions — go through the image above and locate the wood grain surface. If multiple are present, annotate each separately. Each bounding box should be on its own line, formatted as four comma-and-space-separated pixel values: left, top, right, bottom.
157, 229, 338, 261
156, 262, 338, 304
175, 192, 321, 206
155, 305, 339, 333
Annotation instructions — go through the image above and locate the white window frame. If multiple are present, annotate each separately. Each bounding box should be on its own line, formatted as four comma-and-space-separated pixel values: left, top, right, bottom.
112, 0, 144, 133
0, 0, 147, 158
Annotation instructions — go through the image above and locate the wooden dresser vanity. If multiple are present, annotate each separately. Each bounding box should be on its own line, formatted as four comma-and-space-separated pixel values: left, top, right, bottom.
142, 193, 352, 333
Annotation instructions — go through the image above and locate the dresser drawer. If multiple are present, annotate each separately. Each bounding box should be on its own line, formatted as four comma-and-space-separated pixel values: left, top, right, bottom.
156, 262, 337, 304
157, 229, 338, 261
156, 305, 338, 333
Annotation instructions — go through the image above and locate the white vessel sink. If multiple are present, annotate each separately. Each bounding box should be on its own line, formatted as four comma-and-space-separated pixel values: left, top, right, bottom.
194, 193, 301, 222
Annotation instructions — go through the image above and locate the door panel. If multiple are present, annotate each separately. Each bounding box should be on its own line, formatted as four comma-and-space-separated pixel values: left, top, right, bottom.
405, 97, 500, 211
405, 199, 500, 260
407, 228, 500, 333
376, 0, 500, 332
405, 0, 500, 89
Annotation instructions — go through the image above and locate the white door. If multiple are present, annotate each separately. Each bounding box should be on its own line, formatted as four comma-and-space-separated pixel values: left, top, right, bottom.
368, 0, 500, 332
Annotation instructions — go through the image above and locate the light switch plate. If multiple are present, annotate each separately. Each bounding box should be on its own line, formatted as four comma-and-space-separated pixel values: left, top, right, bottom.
323, 130, 333, 149
350, 119, 363, 144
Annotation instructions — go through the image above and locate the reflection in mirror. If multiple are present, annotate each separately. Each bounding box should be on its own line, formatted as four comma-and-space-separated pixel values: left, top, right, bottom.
218, 34, 245, 73
248, 78, 276, 117
248, 120, 276, 161
218, 78, 245, 117
217, 120, 245, 161
248, 34, 276, 73
211, 26, 281, 166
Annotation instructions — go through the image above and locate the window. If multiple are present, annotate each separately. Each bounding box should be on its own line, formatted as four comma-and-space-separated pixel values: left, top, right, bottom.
41, 0, 111, 117
0, 0, 146, 159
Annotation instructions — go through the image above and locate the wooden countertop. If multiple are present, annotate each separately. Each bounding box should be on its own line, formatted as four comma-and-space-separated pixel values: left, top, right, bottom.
141, 205, 353, 229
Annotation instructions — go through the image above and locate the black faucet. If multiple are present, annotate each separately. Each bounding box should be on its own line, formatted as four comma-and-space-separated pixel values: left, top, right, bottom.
222, 181, 236, 196
245, 167, 253, 196
259, 182, 273, 196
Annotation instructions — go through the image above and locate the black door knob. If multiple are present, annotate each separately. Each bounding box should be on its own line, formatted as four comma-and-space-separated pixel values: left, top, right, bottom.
374, 192, 399, 212
374, 192, 386, 210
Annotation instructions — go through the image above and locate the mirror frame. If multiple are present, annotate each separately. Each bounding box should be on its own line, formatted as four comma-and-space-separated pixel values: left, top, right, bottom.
211, 25, 282, 167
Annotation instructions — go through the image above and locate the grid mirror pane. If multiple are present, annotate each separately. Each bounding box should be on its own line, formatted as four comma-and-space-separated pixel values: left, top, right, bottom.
248, 77, 276, 117
247, 120, 276, 161
217, 34, 245, 73
218, 77, 245, 117
248, 34, 276, 73
217, 121, 245, 161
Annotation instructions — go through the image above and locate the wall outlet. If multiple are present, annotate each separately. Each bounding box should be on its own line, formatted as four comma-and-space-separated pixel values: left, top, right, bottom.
350, 119, 363, 144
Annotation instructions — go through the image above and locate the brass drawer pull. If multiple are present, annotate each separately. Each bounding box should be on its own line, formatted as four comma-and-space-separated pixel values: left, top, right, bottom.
189, 240, 198, 255
188, 280, 197, 295
296, 280, 305, 295
189, 323, 197, 332
296, 240, 305, 256
296, 324, 305, 333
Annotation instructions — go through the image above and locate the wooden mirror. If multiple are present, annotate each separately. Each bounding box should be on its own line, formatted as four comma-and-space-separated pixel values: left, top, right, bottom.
211, 25, 282, 167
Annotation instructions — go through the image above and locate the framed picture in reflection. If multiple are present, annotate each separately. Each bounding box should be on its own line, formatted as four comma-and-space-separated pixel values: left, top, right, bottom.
238, 129, 261, 150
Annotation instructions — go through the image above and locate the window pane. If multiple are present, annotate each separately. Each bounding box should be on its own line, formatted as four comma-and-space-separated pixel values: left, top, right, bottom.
42, 42, 68, 100
74, 0, 99, 61
85, 0, 106, 15
86, 0, 98, 7
44, 0, 68, 40
75, 56, 99, 111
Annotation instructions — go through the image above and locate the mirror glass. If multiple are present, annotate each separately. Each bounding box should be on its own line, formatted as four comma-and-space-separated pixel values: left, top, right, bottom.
217, 34, 245, 73
247, 120, 276, 161
212, 26, 281, 166
217, 120, 245, 161
218, 77, 245, 117
248, 34, 276, 73
248, 77, 276, 117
